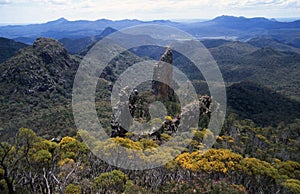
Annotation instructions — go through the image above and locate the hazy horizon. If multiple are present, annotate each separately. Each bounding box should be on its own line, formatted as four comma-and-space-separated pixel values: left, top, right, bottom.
0, 16, 300, 26
1, 0, 300, 24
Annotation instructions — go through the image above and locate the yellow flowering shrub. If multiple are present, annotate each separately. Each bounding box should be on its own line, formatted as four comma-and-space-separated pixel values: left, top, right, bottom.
175, 149, 243, 173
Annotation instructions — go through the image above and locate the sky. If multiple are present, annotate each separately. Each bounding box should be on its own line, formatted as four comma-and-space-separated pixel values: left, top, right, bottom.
1, 0, 300, 24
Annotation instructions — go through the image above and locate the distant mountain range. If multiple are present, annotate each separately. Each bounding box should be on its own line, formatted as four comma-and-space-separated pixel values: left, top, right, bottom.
0, 17, 177, 44
59, 27, 117, 54
1, 15, 300, 46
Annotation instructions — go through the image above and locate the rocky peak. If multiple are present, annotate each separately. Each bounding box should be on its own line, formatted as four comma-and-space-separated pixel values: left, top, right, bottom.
33, 38, 70, 65
0, 37, 78, 94
152, 47, 174, 100
46, 17, 69, 24
96, 27, 117, 39
159, 47, 173, 64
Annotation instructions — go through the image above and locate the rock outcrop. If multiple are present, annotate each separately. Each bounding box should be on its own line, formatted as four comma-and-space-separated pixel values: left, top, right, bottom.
0, 38, 80, 135
0, 38, 78, 94
152, 47, 174, 100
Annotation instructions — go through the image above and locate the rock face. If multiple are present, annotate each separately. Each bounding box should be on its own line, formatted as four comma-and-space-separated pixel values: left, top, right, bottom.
152, 47, 174, 100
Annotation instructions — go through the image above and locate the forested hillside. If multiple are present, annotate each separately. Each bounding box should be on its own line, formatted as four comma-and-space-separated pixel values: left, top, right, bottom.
1, 118, 299, 193
0, 27, 299, 193
0, 37, 28, 64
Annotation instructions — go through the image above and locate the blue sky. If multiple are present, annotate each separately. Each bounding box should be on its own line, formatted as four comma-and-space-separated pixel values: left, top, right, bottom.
1, 0, 300, 24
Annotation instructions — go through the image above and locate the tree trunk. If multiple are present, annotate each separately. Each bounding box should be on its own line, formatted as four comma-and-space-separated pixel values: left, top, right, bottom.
2, 166, 15, 194
4, 176, 15, 194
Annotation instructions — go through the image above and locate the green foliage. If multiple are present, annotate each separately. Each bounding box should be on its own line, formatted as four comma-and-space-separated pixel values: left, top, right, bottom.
193, 128, 214, 143
227, 81, 300, 126
240, 158, 279, 178
124, 180, 149, 194
161, 133, 172, 141
0, 168, 8, 193
0, 126, 299, 194
281, 179, 300, 194
0, 178, 8, 194
33, 149, 52, 164
273, 159, 300, 179
160, 178, 247, 194
199, 113, 210, 128
65, 184, 81, 194
216, 116, 300, 163
112, 137, 143, 150
94, 170, 128, 193
139, 138, 158, 150
212, 41, 300, 102
59, 136, 89, 160
209, 181, 247, 194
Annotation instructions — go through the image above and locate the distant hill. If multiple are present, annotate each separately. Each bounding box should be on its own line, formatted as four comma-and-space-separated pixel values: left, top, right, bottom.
247, 37, 300, 53
210, 41, 259, 62
210, 16, 275, 30
0, 37, 28, 64
59, 27, 117, 54
183, 15, 300, 43
13, 37, 36, 44
287, 38, 300, 48
208, 41, 300, 100
95, 27, 118, 39
59, 37, 95, 54
200, 39, 231, 48
227, 81, 300, 126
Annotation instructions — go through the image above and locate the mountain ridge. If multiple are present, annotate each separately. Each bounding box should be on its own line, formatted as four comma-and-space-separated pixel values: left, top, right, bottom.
0, 38, 80, 136
247, 37, 300, 53
209, 41, 300, 100
1, 15, 300, 44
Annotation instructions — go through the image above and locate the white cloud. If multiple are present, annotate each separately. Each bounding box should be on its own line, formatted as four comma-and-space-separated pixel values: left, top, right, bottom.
0, 0, 12, 5
219, 0, 300, 8
46, 0, 72, 5
69, 0, 300, 15
3, 0, 300, 10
